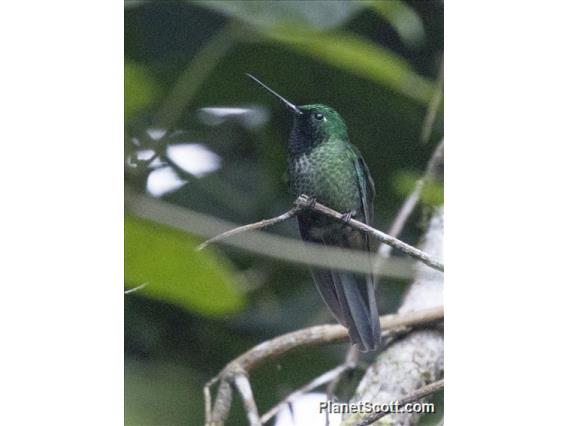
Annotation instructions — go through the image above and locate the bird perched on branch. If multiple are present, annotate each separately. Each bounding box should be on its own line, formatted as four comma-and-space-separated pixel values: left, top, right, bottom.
247, 74, 380, 352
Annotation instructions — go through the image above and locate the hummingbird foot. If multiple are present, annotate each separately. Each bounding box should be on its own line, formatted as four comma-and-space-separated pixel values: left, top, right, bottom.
340, 210, 356, 226
304, 195, 318, 209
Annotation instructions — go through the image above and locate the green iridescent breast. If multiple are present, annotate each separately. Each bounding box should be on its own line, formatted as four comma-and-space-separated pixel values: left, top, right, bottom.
288, 141, 361, 214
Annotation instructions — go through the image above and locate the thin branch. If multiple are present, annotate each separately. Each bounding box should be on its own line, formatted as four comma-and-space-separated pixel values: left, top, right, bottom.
210, 380, 233, 425
197, 206, 302, 251
420, 59, 444, 145
204, 376, 219, 425
294, 196, 444, 272
232, 307, 441, 373
126, 190, 416, 280
194, 194, 443, 273
234, 374, 261, 426
352, 379, 444, 426
124, 282, 148, 295
261, 363, 354, 425
378, 140, 444, 259
205, 306, 443, 425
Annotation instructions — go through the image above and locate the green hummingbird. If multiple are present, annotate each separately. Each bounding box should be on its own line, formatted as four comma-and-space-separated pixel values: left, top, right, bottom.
247, 74, 380, 352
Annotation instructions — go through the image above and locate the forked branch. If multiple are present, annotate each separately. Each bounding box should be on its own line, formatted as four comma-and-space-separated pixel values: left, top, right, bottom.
204, 306, 443, 425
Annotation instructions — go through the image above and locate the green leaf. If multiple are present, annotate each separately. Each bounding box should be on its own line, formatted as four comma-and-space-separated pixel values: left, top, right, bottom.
194, 0, 367, 30
267, 27, 435, 104
124, 62, 159, 120
193, 1, 432, 103
371, 0, 425, 47
194, 0, 425, 47
125, 215, 245, 316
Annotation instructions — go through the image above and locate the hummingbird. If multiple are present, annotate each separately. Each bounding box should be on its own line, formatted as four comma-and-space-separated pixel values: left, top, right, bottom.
247, 74, 380, 352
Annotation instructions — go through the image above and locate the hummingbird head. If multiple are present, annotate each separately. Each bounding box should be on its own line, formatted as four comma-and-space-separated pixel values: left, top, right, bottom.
246, 74, 349, 155
290, 104, 349, 154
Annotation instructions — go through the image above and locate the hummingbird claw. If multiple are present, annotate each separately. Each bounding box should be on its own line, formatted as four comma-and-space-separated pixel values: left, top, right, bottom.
340, 210, 356, 226
299, 195, 317, 209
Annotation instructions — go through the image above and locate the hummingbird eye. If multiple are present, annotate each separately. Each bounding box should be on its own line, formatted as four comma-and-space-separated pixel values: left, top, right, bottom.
314, 112, 324, 121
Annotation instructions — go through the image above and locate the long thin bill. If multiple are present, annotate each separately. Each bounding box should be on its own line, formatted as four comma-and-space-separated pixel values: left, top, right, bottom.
246, 73, 302, 116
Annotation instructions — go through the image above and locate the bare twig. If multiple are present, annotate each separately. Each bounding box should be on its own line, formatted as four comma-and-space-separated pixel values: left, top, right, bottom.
204, 376, 219, 425
379, 140, 444, 259
229, 307, 442, 372
211, 380, 233, 425
294, 196, 444, 272
194, 194, 443, 273
126, 190, 416, 280
260, 363, 353, 424
124, 282, 148, 295
197, 206, 302, 251
234, 374, 261, 426
205, 306, 443, 425
351, 379, 444, 426
420, 59, 444, 145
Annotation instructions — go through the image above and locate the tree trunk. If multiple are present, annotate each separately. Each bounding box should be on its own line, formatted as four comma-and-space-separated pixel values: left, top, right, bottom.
342, 207, 444, 426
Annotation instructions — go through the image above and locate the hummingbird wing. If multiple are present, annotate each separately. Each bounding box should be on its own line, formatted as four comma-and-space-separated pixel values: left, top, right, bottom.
350, 146, 380, 349
335, 145, 380, 350
298, 146, 380, 352
350, 144, 375, 224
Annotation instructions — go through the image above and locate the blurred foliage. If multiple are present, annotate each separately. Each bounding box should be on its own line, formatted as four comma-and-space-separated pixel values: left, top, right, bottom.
125, 1, 443, 425
125, 215, 245, 315
194, 0, 368, 30
267, 27, 434, 104
195, 0, 434, 104
124, 61, 159, 119
125, 361, 201, 425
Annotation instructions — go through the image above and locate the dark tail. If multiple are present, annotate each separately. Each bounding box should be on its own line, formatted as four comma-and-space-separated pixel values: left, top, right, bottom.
311, 269, 381, 352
